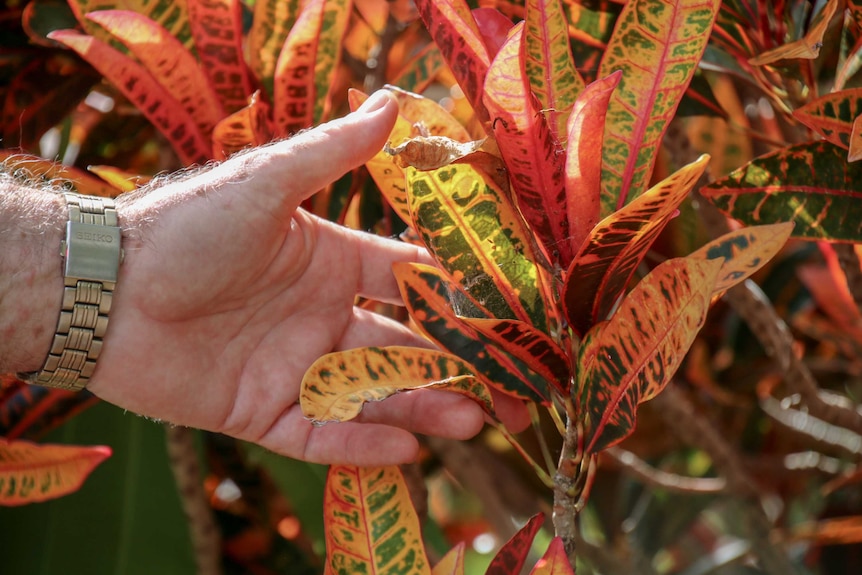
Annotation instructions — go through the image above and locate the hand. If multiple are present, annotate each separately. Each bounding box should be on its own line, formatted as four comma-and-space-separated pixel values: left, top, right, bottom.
88, 92, 527, 465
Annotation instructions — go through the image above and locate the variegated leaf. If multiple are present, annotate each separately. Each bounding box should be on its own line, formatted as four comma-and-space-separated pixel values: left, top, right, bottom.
312, 0, 352, 124
524, 0, 585, 142
0, 151, 119, 196
583, 258, 722, 454
566, 71, 621, 252
85, 10, 224, 136
385, 85, 472, 141
564, 155, 710, 336
529, 538, 575, 575
300, 346, 494, 422
274, 0, 324, 135
394, 262, 553, 403
486, 513, 545, 575
598, 0, 719, 214
689, 223, 793, 294
793, 89, 862, 151
749, 0, 838, 65
187, 0, 251, 115
0, 439, 111, 505
701, 141, 862, 242
389, 43, 448, 95
49, 30, 212, 164
432, 542, 466, 575
87, 165, 150, 192
212, 91, 273, 161
67, 0, 192, 46
407, 162, 551, 332
248, 0, 301, 98
325, 465, 431, 575
484, 24, 570, 266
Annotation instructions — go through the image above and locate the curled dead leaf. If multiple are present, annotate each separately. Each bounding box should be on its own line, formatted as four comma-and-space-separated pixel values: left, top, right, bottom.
385, 136, 485, 170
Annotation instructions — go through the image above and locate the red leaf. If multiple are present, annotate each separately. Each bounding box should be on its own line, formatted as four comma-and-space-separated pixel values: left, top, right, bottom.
529, 538, 574, 575
486, 513, 545, 575
472, 7, 515, 57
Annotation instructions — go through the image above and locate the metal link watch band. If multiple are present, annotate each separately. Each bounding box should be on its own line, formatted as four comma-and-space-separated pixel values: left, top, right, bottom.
28, 192, 122, 391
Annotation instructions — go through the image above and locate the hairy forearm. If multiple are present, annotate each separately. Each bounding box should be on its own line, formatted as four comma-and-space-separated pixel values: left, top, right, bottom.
0, 174, 66, 374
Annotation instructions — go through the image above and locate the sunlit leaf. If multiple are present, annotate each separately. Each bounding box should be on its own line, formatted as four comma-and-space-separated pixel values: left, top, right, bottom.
701, 141, 862, 242
565, 71, 621, 252
48, 30, 211, 165
0, 151, 118, 197
524, 0, 585, 142
389, 43, 448, 94
563, 0, 620, 80
529, 537, 575, 575
85, 10, 224, 136
582, 257, 723, 454
689, 223, 793, 294
187, 0, 251, 115
212, 91, 273, 161
598, 0, 719, 214
414, 0, 491, 122
564, 155, 710, 336
0, 439, 110, 506
300, 346, 494, 422
394, 262, 553, 403
850, 115, 862, 163
484, 24, 570, 266
87, 165, 150, 192
749, 0, 838, 65
248, 0, 301, 99
385, 85, 472, 141
67, 0, 192, 46
783, 516, 862, 545
325, 465, 431, 575
407, 162, 551, 332
793, 88, 862, 150
473, 7, 515, 57
312, 0, 352, 123
432, 542, 466, 575
486, 513, 545, 575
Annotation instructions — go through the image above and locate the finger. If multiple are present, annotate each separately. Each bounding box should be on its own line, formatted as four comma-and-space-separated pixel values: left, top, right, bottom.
334, 307, 433, 351
357, 388, 485, 439
489, 390, 531, 433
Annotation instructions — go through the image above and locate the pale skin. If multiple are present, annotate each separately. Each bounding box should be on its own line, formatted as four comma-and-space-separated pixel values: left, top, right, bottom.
0, 91, 528, 464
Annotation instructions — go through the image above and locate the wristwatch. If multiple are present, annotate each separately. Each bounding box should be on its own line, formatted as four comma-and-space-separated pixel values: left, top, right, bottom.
22, 192, 123, 391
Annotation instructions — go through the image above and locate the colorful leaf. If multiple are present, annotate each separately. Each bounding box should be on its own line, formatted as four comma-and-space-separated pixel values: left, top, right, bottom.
598, 0, 720, 214
582, 257, 723, 454
413, 0, 491, 122
247, 0, 302, 98
483, 24, 570, 267
524, 0, 585, 142
529, 538, 575, 575
793, 88, 862, 150
472, 7, 515, 57
394, 262, 553, 403
432, 542, 466, 575
389, 43, 448, 94
212, 90, 273, 161
0, 151, 118, 197
689, 223, 793, 294
187, 0, 251, 115
312, 0, 352, 124
406, 162, 550, 333
300, 346, 494, 422
274, 0, 325, 135
748, 0, 838, 65
324, 465, 431, 575
67, 0, 192, 46
701, 141, 862, 242
385, 85, 472, 141
387, 136, 485, 171
87, 165, 150, 192
0, 439, 111, 506
85, 10, 224, 136
564, 155, 710, 336
565, 71, 622, 252
485, 513, 545, 575
48, 29, 212, 165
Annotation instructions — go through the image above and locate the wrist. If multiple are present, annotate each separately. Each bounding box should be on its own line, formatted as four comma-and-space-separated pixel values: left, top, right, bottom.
0, 177, 66, 374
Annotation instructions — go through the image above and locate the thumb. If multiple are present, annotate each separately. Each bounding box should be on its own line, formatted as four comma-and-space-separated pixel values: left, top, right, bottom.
261, 91, 399, 203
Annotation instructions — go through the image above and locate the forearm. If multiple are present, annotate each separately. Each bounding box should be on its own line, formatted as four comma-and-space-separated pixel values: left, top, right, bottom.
0, 174, 66, 374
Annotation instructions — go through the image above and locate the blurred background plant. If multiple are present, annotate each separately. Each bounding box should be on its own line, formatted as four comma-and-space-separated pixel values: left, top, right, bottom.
1, 0, 862, 573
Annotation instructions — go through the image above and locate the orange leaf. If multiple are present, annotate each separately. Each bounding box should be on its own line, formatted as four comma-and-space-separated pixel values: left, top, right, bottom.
385, 85, 473, 141
749, 0, 838, 65
248, 0, 302, 98
212, 91, 273, 161
0, 151, 119, 196
529, 538, 574, 575
0, 439, 110, 506
784, 516, 862, 546
432, 543, 466, 575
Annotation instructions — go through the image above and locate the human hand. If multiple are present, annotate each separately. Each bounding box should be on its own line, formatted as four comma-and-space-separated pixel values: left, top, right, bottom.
87, 92, 527, 465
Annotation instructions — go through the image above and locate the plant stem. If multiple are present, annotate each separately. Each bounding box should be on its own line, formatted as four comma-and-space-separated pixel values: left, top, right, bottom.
605, 446, 728, 494
552, 416, 581, 566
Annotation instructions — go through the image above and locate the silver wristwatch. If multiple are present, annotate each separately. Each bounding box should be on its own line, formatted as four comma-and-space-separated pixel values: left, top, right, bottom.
24, 192, 123, 391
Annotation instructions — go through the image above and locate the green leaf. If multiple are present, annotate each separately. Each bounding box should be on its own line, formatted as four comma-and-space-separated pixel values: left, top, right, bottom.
390, 43, 448, 95
67, 0, 192, 46
299, 346, 494, 422
524, 0, 585, 142
312, 0, 352, 124
598, 0, 720, 214
394, 262, 553, 403
407, 162, 551, 333
793, 88, 862, 150
564, 155, 710, 336
325, 465, 431, 575
700, 141, 862, 242
582, 257, 722, 454
248, 0, 302, 99
484, 23, 571, 266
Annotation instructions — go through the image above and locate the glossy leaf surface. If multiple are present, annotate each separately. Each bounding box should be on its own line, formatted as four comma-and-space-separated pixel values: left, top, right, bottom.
325, 465, 431, 575
394, 262, 553, 403
67, 0, 191, 45
300, 346, 494, 422
564, 155, 710, 336
484, 24, 570, 266
486, 513, 545, 575
274, 0, 324, 135
793, 88, 862, 150
48, 30, 211, 165
598, 0, 719, 214
749, 0, 837, 65
407, 163, 550, 332
529, 537, 575, 574
85, 10, 224, 136
390, 43, 448, 94
187, 0, 251, 115
0, 439, 110, 505
701, 141, 862, 242
583, 258, 722, 453
248, 0, 301, 98
312, 0, 352, 123
524, 0, 585, 142
211, 91, 273, 161
565, 71, 621, 251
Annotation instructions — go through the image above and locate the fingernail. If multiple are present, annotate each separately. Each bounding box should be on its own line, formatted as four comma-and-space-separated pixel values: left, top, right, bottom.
358, 90, 394, 114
